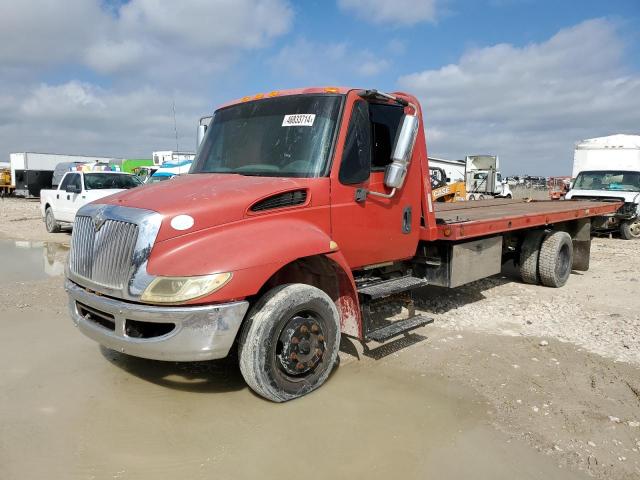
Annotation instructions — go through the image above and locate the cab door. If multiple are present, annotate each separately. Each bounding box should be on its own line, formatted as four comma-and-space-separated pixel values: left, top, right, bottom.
329, 96, 421, 269
57, 173, 81, 222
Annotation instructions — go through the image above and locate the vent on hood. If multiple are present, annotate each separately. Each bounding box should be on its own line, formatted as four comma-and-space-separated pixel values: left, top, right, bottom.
250, 190, 308, 212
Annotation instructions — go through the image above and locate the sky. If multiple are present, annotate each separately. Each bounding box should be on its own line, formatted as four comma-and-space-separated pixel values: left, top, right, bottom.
1, 0, 639, 175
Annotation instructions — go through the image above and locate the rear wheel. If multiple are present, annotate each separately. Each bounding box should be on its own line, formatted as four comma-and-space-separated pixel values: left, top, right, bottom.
45, 207, 60, 233
519, 230, 545, 284
468, 195, 476, 201
238, 284, 340, 402
620, 220, 640, 240
538, 231, 573, 288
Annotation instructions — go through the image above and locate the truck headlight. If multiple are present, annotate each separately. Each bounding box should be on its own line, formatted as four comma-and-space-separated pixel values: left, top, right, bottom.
141, 273, 232, 303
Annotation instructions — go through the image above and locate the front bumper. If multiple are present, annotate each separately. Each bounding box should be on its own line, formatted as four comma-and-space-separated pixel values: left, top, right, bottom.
66, 280, 249, 361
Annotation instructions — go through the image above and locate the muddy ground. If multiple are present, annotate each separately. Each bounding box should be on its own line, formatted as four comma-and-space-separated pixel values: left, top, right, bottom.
1, 198, 639, 480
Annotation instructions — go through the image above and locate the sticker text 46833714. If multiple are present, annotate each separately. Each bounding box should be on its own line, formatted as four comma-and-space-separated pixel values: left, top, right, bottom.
282, 114, 316, 127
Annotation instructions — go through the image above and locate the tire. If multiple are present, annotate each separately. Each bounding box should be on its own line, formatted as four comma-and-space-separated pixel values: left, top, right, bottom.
45, 207, 60, 233
620, 220, 640, 240
519, 230, 546, 284
538, 231, 573, 288
469, 195, 476, 201
478, 194, 486, 200
238, 284, 340, 402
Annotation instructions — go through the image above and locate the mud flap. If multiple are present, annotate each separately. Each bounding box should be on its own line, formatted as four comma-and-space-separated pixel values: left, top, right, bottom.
571, 218, 591, 271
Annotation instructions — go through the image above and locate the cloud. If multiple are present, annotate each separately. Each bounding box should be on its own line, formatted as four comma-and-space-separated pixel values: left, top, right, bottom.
1, 81, 205, 157
398, 19, 640, 175
84, 0, 293, 76
337, 0, 437, 26
0, 0, 293, 78
0, 0, 294, 162
270, 38, 390, 84
0, 0, 108, 66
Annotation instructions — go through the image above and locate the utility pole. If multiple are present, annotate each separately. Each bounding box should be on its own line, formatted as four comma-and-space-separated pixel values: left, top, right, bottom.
173, 99, 179, 152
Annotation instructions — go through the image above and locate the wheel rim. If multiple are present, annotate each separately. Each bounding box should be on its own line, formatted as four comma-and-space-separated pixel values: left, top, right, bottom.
629, 221, 640, 238
556, 243, 571, 279
276, 313, 326, 377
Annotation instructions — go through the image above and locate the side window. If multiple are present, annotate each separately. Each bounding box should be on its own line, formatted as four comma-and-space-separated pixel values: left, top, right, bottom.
369, 103, 404, 170
69, 174, 81, 190
339, 101, 371, 185
59, 173, 73, 190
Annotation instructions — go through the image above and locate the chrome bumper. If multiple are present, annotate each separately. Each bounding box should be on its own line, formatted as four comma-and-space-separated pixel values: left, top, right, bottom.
66, 280, 249, 361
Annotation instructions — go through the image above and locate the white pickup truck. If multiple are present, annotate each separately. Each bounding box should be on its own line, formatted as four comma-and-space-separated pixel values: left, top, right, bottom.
40, 171, 142, 232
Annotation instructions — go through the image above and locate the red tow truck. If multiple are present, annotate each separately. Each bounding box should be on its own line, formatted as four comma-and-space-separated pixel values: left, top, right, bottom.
65, 87, 620, 401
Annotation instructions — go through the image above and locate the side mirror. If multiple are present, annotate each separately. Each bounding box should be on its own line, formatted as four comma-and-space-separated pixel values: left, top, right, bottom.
384, 114, 419, 189
197, 124, 207, 149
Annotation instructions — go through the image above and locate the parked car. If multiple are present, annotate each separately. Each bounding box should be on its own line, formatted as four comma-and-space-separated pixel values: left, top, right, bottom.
40, 171, 142, 232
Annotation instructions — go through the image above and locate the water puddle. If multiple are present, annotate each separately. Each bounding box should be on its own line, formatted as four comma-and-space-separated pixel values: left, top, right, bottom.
0, 239, 68, 282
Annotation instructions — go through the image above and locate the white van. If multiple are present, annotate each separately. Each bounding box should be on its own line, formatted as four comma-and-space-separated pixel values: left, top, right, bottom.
565, 134, 640, 239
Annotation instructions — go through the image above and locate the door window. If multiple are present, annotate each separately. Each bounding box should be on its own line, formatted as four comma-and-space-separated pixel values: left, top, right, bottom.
59, 173, 74, 190
370, 103, 404, 170
338, 101, 371, 185
68, 174, 81, 191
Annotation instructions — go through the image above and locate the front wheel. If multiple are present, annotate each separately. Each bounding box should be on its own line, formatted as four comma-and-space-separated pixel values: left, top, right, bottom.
238, 284, 340, 402
45, 207, 60, 233
620, 219, 640, 240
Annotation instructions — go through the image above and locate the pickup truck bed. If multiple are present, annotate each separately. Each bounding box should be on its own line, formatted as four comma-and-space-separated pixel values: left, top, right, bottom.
429, 198, 620, 241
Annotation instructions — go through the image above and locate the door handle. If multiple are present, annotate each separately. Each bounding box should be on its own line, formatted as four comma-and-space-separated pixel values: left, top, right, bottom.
56, 194, 59, 199
67, 195, 70, 200
402, 206, 412, 234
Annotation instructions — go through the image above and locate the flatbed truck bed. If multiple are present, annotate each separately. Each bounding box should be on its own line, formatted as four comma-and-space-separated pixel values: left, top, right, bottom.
429, 198, 621, 241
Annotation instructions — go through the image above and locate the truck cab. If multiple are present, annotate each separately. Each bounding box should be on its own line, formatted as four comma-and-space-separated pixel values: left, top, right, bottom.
465, 155, 512, 200
565, 170, 640, 239
565, 135, 640, 239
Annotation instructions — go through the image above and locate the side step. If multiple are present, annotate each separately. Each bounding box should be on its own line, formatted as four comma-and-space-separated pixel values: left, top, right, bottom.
365, 315, 434, 343
358, 276, 428, 300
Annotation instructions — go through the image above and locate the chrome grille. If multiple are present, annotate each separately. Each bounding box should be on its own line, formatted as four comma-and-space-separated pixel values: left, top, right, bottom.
70, 216, 139, 289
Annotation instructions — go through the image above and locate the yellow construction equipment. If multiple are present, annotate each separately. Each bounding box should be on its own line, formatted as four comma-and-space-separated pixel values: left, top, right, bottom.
0, 168, 13, 196
430, 166, 466, 202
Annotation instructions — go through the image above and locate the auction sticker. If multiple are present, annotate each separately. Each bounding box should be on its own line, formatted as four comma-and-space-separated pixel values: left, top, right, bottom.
282, 114, 316, 127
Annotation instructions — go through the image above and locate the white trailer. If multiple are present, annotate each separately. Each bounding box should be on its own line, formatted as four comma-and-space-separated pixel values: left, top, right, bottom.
465, 154, 512, 199
10, 152, 124, 197
427, 157, 465, 183
571, 134, 640, 178
152, 151, 195, 166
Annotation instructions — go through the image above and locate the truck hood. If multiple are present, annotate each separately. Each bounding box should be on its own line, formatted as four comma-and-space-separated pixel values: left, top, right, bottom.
565, 189, 640, 203
99, 173, 317, 243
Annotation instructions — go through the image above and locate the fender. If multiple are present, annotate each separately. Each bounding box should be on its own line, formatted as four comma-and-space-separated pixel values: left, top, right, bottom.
326, 250, 362, 338
147, 217, 337, 303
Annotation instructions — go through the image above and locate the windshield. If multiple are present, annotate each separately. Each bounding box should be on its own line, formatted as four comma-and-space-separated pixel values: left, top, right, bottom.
84, 173, 142, 190
147, 174, 172, 183
191, 94, 343, 177
573, 170, 640, 192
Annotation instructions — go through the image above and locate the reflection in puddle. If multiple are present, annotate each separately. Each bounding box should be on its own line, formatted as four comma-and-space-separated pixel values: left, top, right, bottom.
0, 239, 68, 282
